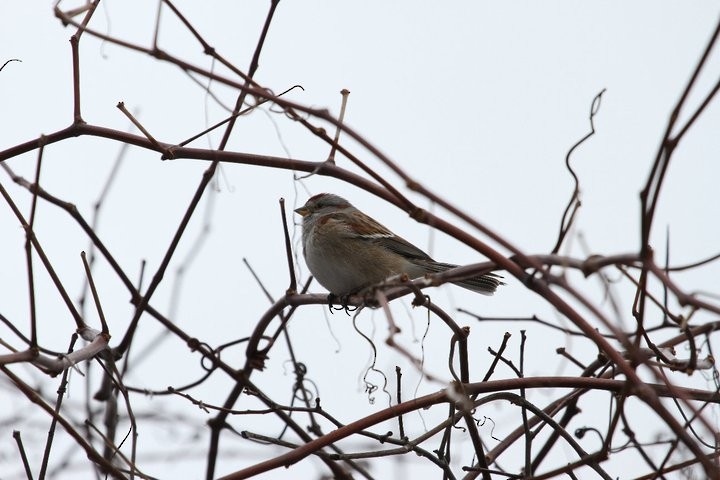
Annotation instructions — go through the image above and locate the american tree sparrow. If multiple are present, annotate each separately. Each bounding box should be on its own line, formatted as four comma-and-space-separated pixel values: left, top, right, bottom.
295, 193, 503, 297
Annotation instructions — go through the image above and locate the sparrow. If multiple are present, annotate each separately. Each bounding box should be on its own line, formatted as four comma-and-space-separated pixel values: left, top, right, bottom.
295, 193, 502, 297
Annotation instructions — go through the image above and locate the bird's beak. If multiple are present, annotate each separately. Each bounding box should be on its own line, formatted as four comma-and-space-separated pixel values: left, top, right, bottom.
294, 206, 309, 217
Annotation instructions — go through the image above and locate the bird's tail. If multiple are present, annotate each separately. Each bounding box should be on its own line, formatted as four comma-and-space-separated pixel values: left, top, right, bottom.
423, 262, 504, 295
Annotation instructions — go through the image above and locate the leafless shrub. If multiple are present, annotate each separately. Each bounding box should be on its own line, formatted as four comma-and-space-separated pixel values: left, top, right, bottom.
1, 2, 719, 479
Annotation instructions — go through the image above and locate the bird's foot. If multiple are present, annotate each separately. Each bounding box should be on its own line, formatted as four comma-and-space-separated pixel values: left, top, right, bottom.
411, 293, 431, 308
327, 293, 358, 315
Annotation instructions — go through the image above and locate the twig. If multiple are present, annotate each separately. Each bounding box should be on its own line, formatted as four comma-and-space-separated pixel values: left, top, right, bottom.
279, 198, 297, 293
551, 88, 605, 255
482, 332, 512, 382
81, 251, 109, 335
328, 89, 350, 163
395, 366, 406, 440
13, 430, 34, 480
39, 335, 78, 480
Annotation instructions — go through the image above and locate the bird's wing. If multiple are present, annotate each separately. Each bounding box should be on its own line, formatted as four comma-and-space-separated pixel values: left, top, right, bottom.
344, 210, 433, 261
369, 234, 433, 261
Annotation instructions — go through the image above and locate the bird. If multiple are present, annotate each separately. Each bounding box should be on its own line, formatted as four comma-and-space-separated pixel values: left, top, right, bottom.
294, 193, 503, 298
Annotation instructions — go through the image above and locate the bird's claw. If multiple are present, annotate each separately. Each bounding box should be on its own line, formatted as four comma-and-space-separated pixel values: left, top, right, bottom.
411, 294, 431, 308
327, 293, 358, 315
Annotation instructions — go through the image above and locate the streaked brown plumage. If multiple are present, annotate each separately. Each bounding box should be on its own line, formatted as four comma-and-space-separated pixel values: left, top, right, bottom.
295, 193, 503, 296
